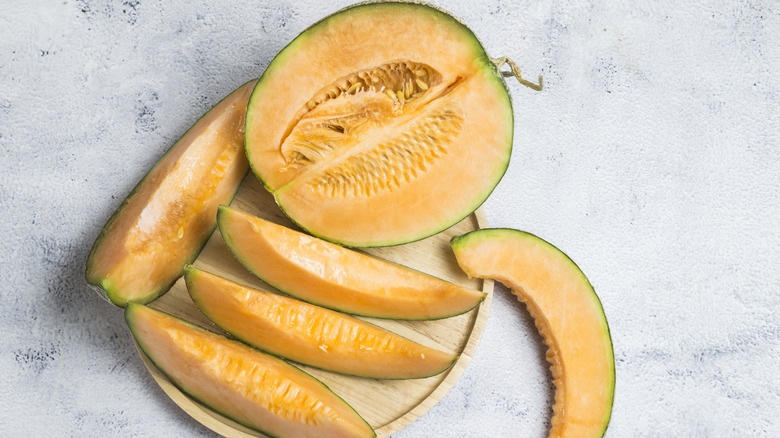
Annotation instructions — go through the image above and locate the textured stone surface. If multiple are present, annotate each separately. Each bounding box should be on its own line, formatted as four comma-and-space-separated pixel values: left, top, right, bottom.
1, 0, 778, 436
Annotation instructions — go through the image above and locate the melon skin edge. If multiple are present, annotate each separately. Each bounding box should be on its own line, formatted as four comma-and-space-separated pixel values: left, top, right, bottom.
125, 303, 376, 438
85, 80, 255, 307
245, 0, 513, 193
216, 205, 487, 320
125, 304, 270, 435
183, 266, 458, 380
245, 1, 514, 248
450, 228, 615, 437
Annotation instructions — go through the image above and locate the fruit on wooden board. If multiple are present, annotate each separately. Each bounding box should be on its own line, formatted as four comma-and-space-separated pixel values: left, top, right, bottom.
451, 229, 614, 438
125, 303, 375, 438
217, 205, 486, 320
245, 2, 513, 247
85, 80, 256, 307
185, 266, 457, 379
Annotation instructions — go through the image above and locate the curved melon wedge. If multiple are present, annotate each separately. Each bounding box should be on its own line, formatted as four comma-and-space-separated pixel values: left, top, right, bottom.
217, 205, 486, 319
85, 80, 256, 307
450, 229, 614, 438
185, 266, 456, 379
125, 303, 375, 438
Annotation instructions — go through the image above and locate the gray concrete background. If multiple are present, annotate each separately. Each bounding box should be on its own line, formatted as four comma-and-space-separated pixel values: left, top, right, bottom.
1, 0, 778, 436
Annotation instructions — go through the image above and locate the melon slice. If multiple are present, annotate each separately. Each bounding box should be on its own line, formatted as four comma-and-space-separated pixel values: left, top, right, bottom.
217, 206, 486, 320
185, 266, 456, 379
86, 80, 256, 307
450, 229, 614, 437
125, 303, 375, 438
245, 2, 513, 247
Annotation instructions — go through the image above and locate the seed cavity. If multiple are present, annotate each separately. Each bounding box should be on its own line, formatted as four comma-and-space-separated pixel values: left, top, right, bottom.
280, 61, 442, 168
309, 106, 463, 197
298, 61, 439, 118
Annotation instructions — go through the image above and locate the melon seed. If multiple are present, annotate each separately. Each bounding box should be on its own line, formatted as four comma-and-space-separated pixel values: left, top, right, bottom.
415, 78, 429, 90
309, 107, 462, 197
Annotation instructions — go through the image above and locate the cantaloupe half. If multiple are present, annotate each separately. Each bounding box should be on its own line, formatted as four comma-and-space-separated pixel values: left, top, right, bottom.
125, 303, 375, 438
450, 229, 614, 437
217, 205, 486, 320
85, 80, 256, 307
185, 266, 456, 379
245, 2, 513, 247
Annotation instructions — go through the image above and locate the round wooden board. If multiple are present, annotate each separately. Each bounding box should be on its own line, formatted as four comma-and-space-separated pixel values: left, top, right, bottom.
139, 174, 494, 437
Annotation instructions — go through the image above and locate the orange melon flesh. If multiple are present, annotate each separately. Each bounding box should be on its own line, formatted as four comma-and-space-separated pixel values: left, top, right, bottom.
85, 80, 255, 307
125, 303, 375, 438
217, 206, 486, 320
451, 229, 614, 438
185, 267, 456, 379
245, 2, 513, 246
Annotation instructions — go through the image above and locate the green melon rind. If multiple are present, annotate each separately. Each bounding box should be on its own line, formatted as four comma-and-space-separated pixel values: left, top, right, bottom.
125, 303, 375, 438
184, 266, 457, 379
216, 206, 484, 320
85, 80, 256, 308
245, 1, 498, 191
125, 303, 281, 437
245, 1, 513, 247
450, 228, 615, 437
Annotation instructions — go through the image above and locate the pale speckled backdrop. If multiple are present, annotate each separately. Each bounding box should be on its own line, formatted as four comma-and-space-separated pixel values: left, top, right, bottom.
0, 0, 778, 436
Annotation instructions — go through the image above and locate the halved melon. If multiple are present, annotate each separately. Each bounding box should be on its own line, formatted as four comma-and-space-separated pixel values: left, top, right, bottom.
126, 303, 375, 438
245, 2, 513, 247
85, 80, 256, 307
451, 229, 614, 437
218, 205, 486, 319
185, 266, 456, 379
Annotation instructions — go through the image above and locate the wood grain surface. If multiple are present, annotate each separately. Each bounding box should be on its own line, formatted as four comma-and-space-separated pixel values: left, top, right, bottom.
140, 174, 494, 437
